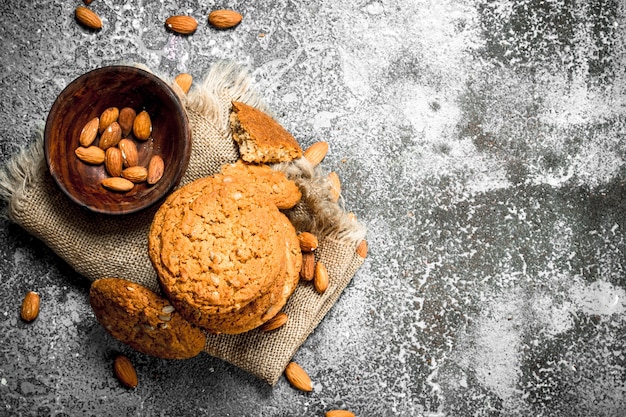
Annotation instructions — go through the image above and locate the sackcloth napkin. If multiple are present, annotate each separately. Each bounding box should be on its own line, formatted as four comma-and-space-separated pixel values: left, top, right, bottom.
0, 61, 367, 386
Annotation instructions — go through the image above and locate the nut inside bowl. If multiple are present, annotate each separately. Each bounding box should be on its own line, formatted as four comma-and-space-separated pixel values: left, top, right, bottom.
44, 65, 191, 215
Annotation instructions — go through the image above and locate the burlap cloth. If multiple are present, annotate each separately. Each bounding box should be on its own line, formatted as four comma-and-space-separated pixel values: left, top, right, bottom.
0, 61, 366, 386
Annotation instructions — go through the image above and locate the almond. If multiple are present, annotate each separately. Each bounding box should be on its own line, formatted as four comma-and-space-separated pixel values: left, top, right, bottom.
99, 121, 122, 150
165, 15, 198, 35
208, 10, 243, 29
113, 355, 138, 389
118, 107, 136, 137
75, 146, 105, 165
303, 141, 329, 167
122, 166, 148, 183
118, 138, 139, 167
147, 155, 165, 185
101, 177, 134, 192
99, 107, 119, 133
133, 110, 152, 141
314, 261, 329, 294
356, 240, 368, 258
298, 232, 318, 252
75, 6, 102, 30
105, 147, 123, 177
325, 411, 356, 417
300, 252, 315, 281
259, 312, 288, 332
327, 171, 341, 202
284, 362, 312, 392
20, 291, 40, 322
79, 117, 99, 147
174, 73, 193, 94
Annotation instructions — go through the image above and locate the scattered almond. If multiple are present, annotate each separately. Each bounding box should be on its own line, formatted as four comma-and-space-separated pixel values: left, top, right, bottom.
314, 261, 329, 294
75, 6, 102, 30
300, 252, 315, 281
105, 147, 123, 177
147, 155, 165, 185
79, 117, 99, 147
101, 177, 134, 192
99, 107, 119, 133
75, 146, 105, 165
356, 240, 368, 258
326, 411, 356, 417
118, 107, 136, 137
303, 141, 329, 167
122, 166, 148, 183
284, 362, 312, 392
259, 312, 288, 332
20, 291, 40, 322
117, 138, 139, 167
133, 110, 152, 141
174, 73, 193, 94
298, 232, 318, 252
165, 15, 198, 35
113, 355, 138, 389
99, 121, 122, 150
327, 171, 341, 202
208, 10, 243, 29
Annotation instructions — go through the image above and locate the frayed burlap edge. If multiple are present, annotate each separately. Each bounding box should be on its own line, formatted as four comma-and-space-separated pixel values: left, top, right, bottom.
0, 130, 46, 221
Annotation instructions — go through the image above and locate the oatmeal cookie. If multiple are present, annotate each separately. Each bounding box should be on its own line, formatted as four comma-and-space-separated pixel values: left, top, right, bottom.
89, 278, 206, 359
156, 180, 288, 323
219, 160, 301, 209
229, 101, 303, 163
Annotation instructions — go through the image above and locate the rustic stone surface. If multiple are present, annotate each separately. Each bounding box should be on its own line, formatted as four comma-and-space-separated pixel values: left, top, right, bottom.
1, 0, 625, 415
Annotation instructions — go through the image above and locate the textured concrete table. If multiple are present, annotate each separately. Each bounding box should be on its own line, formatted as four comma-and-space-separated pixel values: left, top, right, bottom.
1, 1, 625, 416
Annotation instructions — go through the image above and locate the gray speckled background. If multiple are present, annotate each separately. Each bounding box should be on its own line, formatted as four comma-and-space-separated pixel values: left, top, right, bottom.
1, 1, 626, 416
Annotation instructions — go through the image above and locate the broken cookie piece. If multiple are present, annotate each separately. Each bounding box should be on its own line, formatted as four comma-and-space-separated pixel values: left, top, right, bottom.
229, 101, 303, 163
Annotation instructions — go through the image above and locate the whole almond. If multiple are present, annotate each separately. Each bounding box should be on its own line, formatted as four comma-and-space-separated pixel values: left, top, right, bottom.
99, 107, 119, 133
122, 166, 148, 183
133, 110, 152, 141
79, 117, 99, 147
259, 312, 288, 332
356, 240, 368, 258
113, 355, 138, 389
303, 141, 329, 167
118, 138, 139, 167
75, 6, 102, 30
300, 252, 315, 281
118, 107, 136, 137
327, 171, 341, 202
208, 10, 243, 29
298, 232, 318, 252
165, 15, 198, 35
105, 147, 123, 177
314, 261, 329, 294
147, 155, 165, 185
284, 362, 312, 392
101, 177, 134, 192
99, 121, 122, 150
20, 291, 40, 322
75, 146, 105, 165
326, 411, 356, 417
174, 73, 193, 94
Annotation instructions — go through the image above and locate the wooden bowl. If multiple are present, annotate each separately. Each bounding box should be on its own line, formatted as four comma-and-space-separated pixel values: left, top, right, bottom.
44, 66, 191, 215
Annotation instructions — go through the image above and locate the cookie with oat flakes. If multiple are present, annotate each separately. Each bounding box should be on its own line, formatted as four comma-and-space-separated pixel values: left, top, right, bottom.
89, 278, 206, 359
